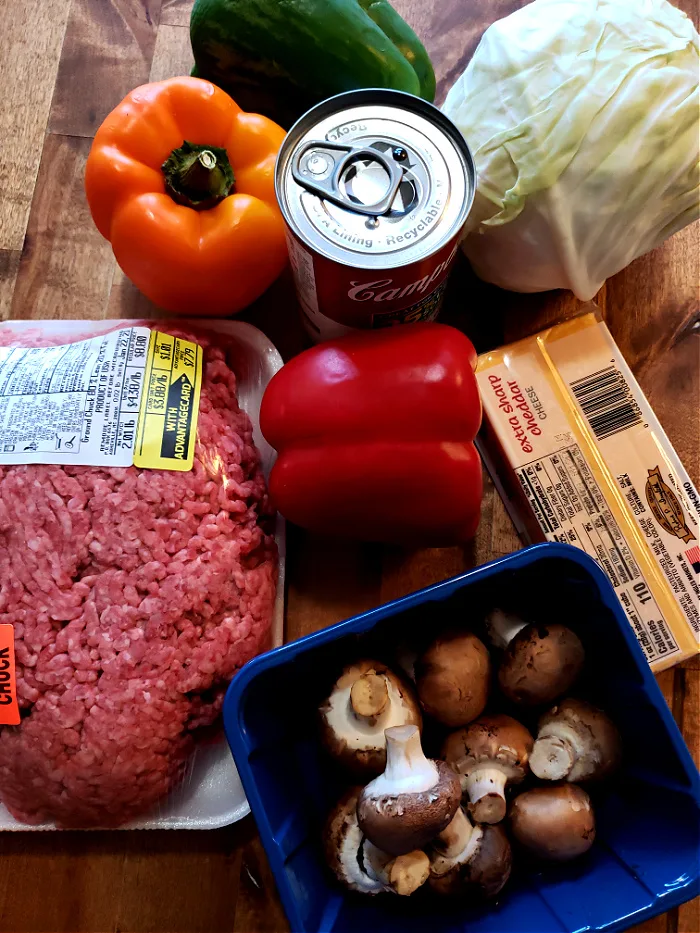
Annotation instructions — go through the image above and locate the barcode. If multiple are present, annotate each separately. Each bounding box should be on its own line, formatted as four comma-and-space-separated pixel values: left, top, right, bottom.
570, 365, 643, 441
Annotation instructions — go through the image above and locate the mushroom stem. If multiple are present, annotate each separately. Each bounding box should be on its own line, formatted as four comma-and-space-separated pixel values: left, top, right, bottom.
530, 733, 576, 781
530, 700, 621, 782
389, 851, 431, 895
434, 807, 474, 858
362, 840, 429, 895
485, 609, 527, 649
464, 768, 508, 823
430, 823, 484, 879
371, 725, 439, 796
350, 670, 389, 720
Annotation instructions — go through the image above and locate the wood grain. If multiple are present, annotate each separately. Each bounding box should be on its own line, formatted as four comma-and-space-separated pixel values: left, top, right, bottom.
285, 527, 383, 644
394, 0, 525, 105
0, 0, 71, 251
604, 224, 700, 482
233, 834, 288, 933
0, 250, 21, 321
0, 823, 253, 933
161, 0, 194, 27
107, 266, 164, 320
149, 22, 193, 82
49, 0, 163, 138
9, 134, 115, 321
0, 0, 698, 930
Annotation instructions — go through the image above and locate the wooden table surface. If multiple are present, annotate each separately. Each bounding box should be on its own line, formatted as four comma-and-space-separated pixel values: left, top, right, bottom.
0, 1, 698, 931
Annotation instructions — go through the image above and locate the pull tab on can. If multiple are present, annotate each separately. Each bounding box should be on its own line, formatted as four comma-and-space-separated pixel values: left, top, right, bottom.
275, 90, 476, 342
291, 140, 405, 216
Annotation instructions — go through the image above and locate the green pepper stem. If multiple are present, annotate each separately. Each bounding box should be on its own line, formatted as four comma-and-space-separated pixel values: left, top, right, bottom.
162, 141, 235, 210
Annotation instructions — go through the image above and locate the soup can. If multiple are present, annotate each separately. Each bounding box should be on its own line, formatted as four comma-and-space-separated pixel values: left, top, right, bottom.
275, 89, 476, 342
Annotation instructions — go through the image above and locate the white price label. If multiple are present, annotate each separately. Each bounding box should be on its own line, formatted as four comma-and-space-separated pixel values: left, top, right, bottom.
0, 327, 150, 467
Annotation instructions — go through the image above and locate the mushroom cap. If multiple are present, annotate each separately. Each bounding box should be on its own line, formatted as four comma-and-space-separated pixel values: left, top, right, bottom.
498, 624, 585, 706
324, 788, 386, 894
534, 698, 621, 782
357, 760, 461, 856
415, 631, 491, 727
429, 824, 512, 899
319, 660, 422, 778
442, 714, 534, 781
509, 784, 595, 861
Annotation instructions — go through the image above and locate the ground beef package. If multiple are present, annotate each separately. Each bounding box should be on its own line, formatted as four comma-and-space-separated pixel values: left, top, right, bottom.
0, 320, 280, 828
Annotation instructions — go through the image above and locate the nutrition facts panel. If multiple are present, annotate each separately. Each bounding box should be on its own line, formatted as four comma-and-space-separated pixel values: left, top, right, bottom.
516, 442, 680, 665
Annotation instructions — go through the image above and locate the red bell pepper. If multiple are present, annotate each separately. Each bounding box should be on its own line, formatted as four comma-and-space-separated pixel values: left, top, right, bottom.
260, 323, 483, 545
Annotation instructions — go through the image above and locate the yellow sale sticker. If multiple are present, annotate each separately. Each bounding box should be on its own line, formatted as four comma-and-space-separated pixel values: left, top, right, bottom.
134, 331, 202, 471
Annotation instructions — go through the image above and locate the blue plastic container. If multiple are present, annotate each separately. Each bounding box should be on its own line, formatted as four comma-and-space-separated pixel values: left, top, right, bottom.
224, 543, 700, 933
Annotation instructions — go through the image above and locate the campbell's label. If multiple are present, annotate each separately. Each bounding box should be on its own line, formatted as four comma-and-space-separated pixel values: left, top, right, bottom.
287, 233, 461, 341
277, 93, 476, 342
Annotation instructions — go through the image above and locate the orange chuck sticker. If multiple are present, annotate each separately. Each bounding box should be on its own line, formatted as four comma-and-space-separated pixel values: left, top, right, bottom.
0, 625, 19, 726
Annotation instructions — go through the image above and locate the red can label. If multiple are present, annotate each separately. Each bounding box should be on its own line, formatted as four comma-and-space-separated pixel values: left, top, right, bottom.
286, 232, 462, 341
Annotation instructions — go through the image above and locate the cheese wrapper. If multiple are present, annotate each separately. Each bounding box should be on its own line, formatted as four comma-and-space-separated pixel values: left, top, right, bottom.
476, 309, 699, 672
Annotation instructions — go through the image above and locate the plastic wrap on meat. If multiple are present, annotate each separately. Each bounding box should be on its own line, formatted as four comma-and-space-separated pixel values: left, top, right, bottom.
0, 329, 277, 827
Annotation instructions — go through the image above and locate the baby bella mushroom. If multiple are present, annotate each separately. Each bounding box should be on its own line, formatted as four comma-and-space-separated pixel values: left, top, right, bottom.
357, 724, 461, 855
486, 610, 585, 706
428, 806, 512, 899
415, 631, 491, 727
319, 660, 421, 778
530, 698, 621, 782
509, 784, 596, 861
442, 714, 533, 824
324, 789, 429, 896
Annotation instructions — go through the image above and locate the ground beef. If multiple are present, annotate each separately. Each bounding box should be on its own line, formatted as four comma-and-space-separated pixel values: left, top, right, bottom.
0, 328, 277, 827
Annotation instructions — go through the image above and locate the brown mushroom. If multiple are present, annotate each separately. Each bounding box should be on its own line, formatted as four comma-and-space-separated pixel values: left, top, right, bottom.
319, 660, 422, 778
324, 789, 429, 896
415, 632, 491, 727
530, 698, 621, 782
324, 789, 387, 894
442, 714, 533, 824
495, 620, 585, 706
357, 724, 461, 855
428, 806, 512, 899
509, 784, 596, 860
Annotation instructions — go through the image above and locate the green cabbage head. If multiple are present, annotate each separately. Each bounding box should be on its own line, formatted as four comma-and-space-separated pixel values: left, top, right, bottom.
443, 0, 699, 299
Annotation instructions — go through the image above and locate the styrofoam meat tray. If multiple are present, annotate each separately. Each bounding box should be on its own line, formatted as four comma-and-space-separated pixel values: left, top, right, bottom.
0, 319, 285, 830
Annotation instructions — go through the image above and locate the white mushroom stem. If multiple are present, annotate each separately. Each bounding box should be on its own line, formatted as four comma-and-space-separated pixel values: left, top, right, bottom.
464, 767, 508, 823
368, 725, 439, 797
485, 609, 528, 649
434, 807, 474, 858
530, 723, 586, 781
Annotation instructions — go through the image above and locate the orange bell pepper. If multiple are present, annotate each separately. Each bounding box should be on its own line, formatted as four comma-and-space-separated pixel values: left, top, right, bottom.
85, 76, 288, 316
